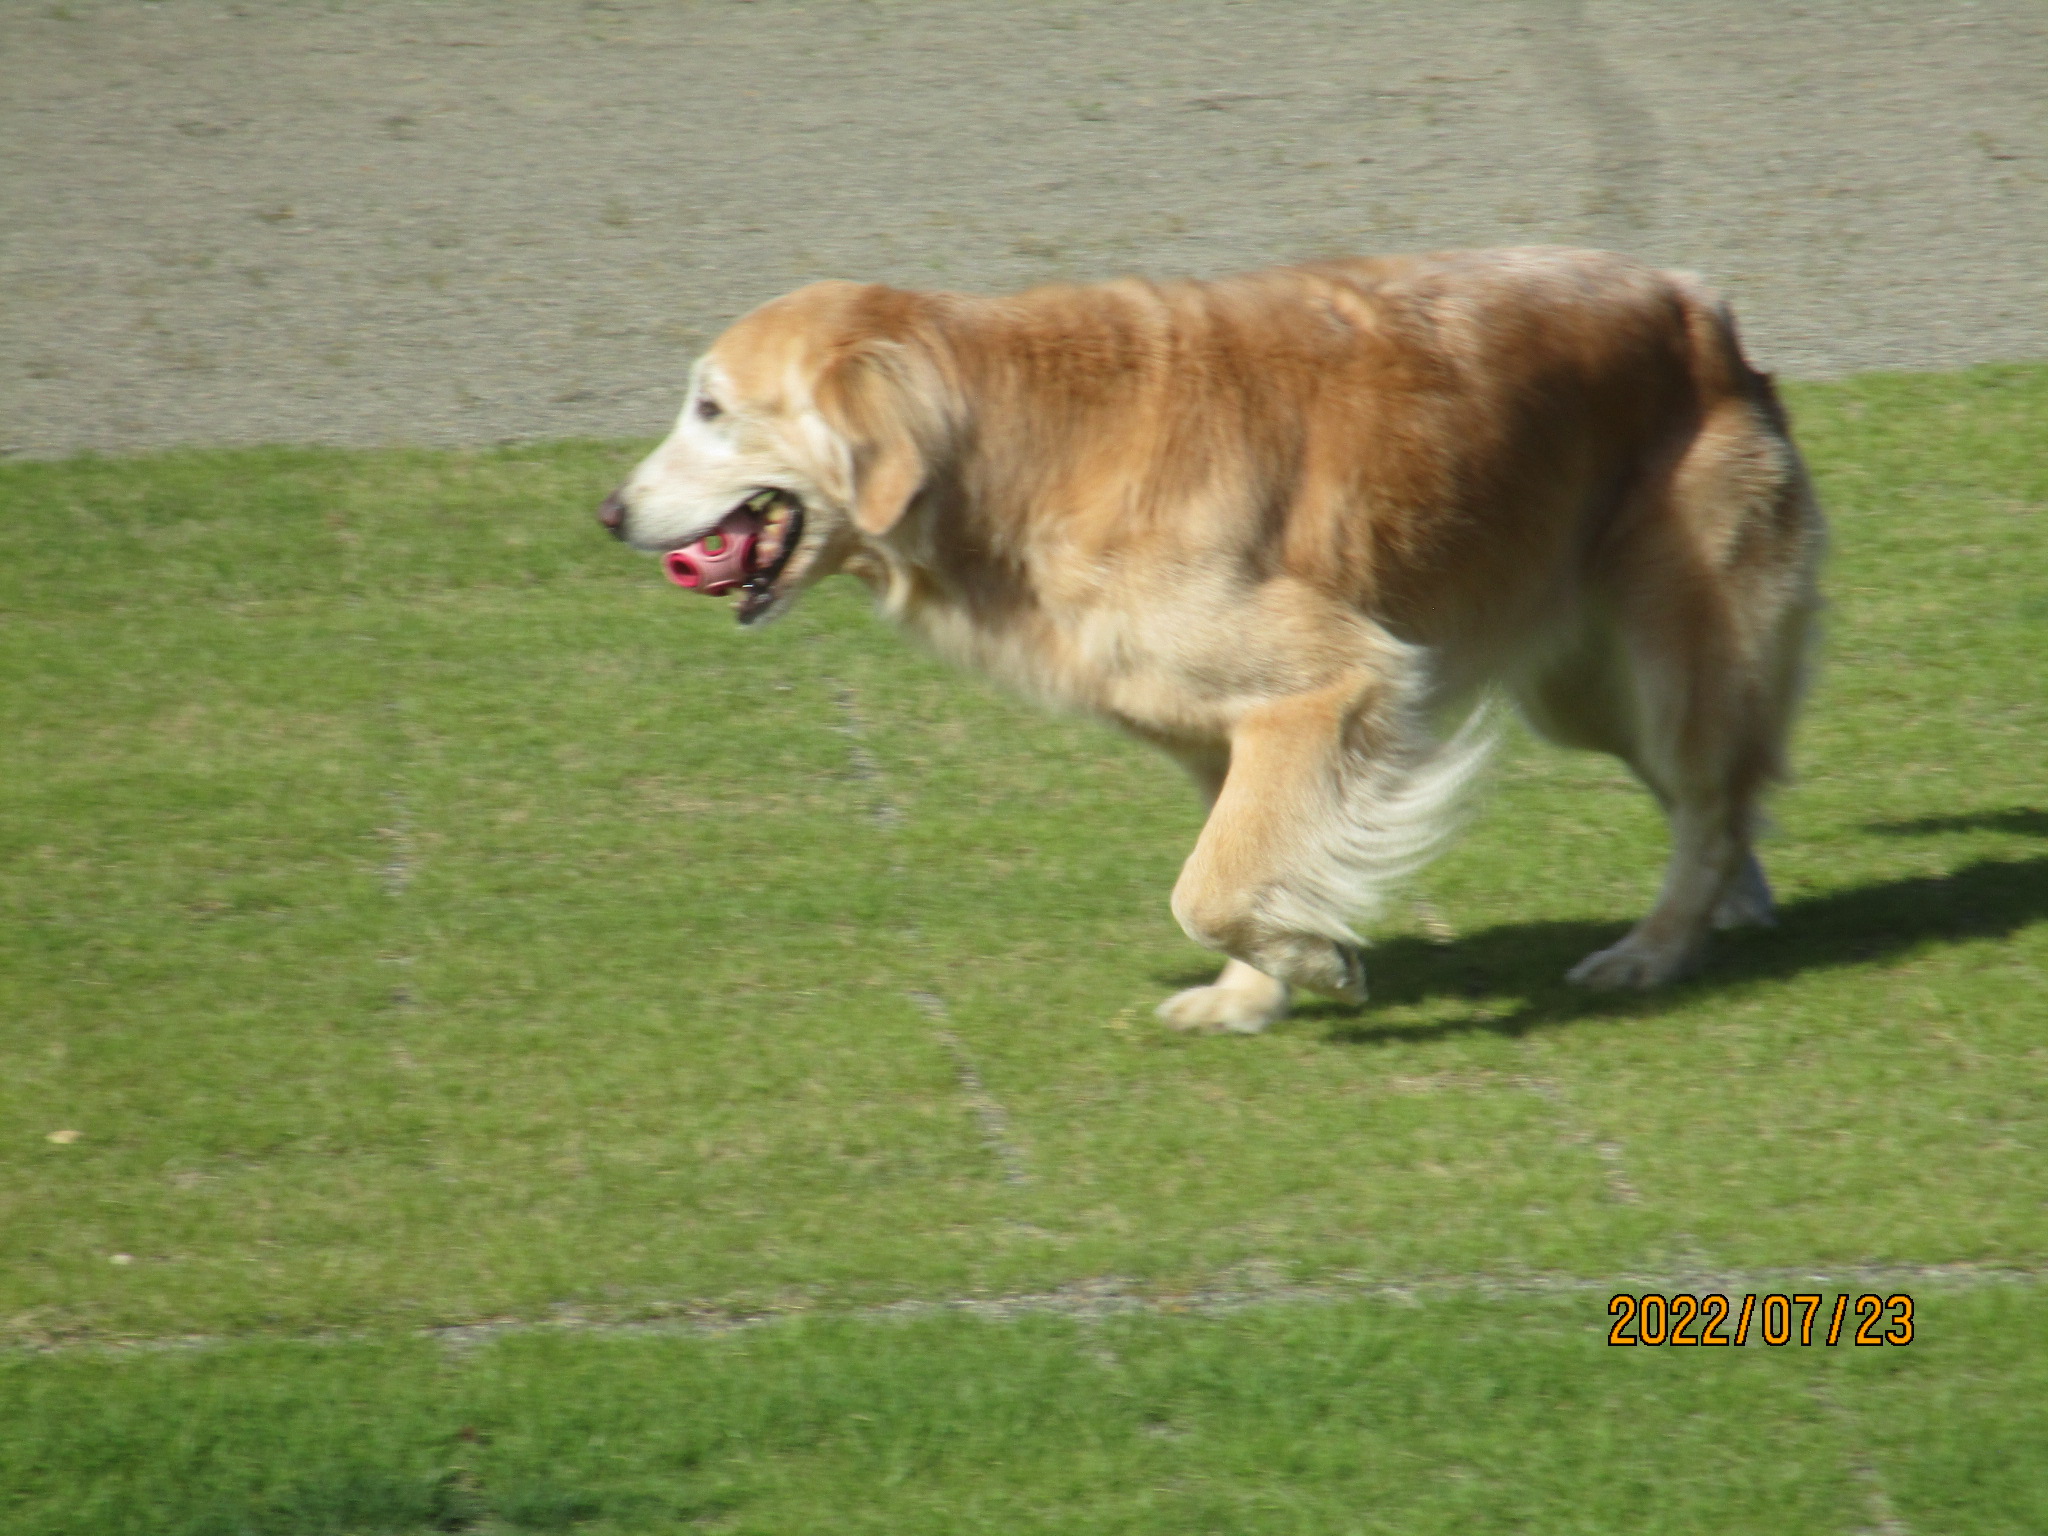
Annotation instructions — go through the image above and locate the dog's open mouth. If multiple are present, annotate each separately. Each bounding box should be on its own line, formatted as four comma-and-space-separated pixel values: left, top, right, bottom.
662, 490, 806, 625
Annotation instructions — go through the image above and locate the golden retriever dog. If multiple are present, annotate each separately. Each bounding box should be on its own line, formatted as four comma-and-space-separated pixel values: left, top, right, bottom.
598, 248, 1824, 1033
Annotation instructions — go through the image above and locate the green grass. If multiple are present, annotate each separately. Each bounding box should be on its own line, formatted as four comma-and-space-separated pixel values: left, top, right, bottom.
8, 1287, 2045, 1536
1, 363, 2045, 1531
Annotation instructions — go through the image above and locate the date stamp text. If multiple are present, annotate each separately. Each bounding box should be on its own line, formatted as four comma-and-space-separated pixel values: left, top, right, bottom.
1607, 1292, 1914, 1346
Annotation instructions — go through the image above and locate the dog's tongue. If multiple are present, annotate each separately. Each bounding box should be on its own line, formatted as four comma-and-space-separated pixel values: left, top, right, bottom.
663, 507, 763, 594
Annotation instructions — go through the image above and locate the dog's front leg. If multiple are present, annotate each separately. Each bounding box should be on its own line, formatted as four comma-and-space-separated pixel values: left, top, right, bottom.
1157, 680, 1399, 1033
1152, 739, 1291, 1035
1157, 955, 1297, 1036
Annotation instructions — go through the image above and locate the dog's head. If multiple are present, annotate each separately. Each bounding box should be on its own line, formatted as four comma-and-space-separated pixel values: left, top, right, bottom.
598, 281, 952, 625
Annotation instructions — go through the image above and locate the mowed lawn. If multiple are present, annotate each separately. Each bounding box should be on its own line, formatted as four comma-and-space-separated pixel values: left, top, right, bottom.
2, 364, 2044, 1534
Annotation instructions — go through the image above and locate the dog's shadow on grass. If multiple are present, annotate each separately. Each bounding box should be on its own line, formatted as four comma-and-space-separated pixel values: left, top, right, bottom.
1158, 813, 2048, 1046
1865, 808, 2048, 840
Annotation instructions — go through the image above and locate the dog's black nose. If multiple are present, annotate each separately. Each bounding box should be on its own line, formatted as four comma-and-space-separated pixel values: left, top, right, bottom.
596, 491, 629, 538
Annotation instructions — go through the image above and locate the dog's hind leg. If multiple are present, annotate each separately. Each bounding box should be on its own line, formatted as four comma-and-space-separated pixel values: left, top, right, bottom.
1563, 395, 1823, 989
1712, 848, 1778, 930
1514, 612, 1783, 955
1161, 656, 1488, 1031
1564, 770, 1752, 989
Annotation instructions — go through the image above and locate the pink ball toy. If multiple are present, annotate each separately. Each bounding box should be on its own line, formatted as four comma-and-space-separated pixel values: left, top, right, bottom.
663, 507, 761, 594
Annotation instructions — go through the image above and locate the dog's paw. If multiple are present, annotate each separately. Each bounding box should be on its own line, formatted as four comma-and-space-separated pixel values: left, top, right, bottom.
1711, 859, 1778, 931
1566, 935, 1697, 990
1251, 936, 1368, 1005
1328, 942, 1370, 1004
1156, 983, 1289, 1035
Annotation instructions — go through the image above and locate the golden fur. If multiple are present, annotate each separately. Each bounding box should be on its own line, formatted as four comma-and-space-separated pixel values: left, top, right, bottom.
603, 248, 1824, 1032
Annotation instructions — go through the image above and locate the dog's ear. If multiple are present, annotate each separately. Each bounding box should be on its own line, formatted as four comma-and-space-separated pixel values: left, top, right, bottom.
815, 337, 949, 537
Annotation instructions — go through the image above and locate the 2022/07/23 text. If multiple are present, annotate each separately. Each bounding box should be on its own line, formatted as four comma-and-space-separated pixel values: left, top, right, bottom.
1607, 1292, 1914, 1346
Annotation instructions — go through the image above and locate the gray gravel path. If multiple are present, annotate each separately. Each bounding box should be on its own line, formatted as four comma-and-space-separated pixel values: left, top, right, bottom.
4, 0, 2044, 457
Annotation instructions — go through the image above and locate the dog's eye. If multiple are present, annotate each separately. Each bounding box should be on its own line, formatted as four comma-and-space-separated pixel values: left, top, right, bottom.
695, 396, 723, 421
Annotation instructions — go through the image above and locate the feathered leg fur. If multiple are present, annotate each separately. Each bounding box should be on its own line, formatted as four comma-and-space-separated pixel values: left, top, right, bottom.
1160, 641, 1493, 1034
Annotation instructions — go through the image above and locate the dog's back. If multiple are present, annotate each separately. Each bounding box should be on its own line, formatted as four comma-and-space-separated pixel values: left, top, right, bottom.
894, 249, 1813, 705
